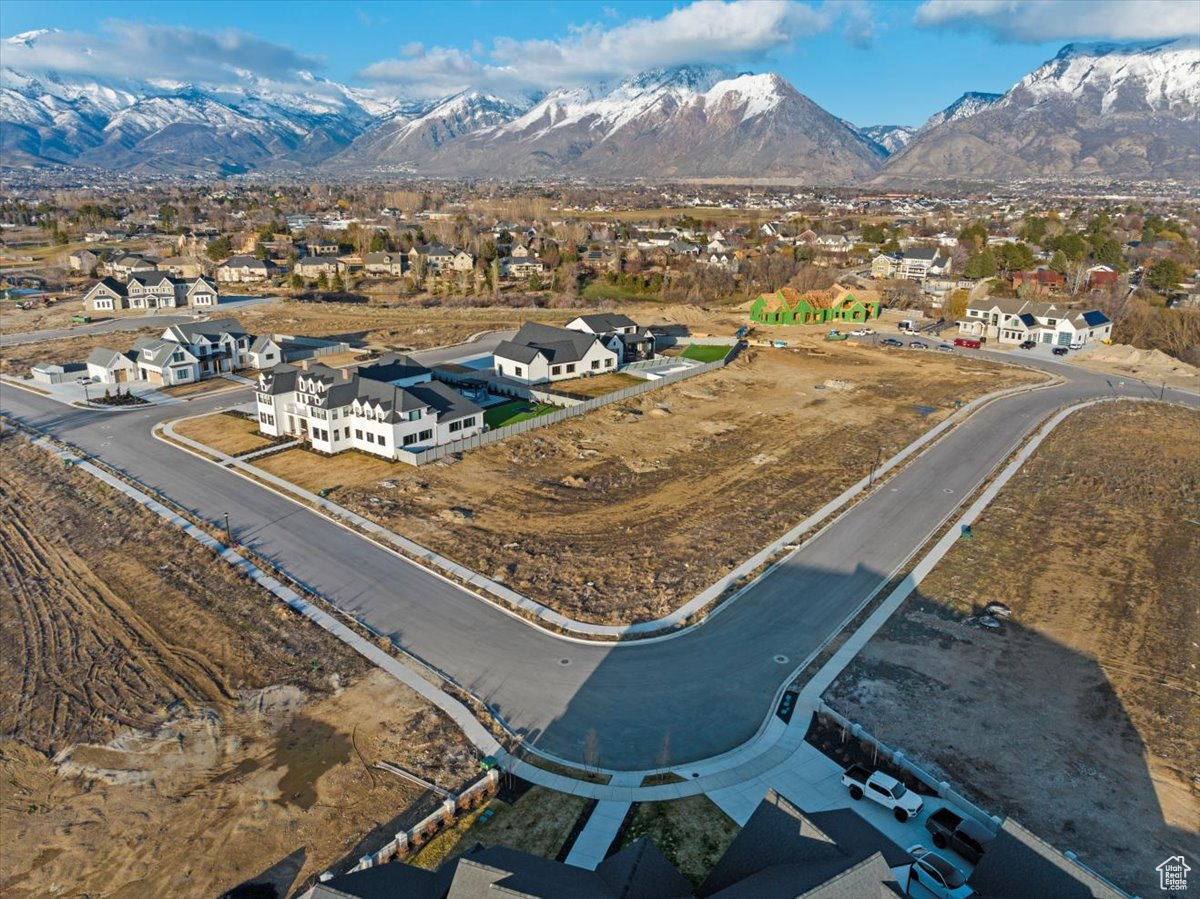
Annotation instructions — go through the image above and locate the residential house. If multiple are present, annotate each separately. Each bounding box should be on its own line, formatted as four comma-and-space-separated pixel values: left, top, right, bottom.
85, 347, 137, 384
749, 286, 881, 325
565, 312, 655, 363
217, 255, 278, 283
500, 255, 545, 280
255, 355, 483, 459
157, 255, 206, 279
1011, 268, 1066, 294
30, 362, 87, 385
293, 256, 344, 279
69, 249, 100, 273
410, 243, 475, 275
108, 255, 157, 281
1086, 264, 1119, 291
83, 274, 217, 312
706, 251, 740, 273
131, 338, 201, 386
160, 318, 254, 375
493, 321, 618, 385
813, 234, 855, 254
958, 298, 1113, 346
306, 242, 339, 257
247, 336, 283, 370
362, 251, 408, 277
872, 247, 951, 282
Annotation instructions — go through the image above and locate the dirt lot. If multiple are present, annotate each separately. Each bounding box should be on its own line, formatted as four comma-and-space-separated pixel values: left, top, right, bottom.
0, 328, 157, 376
555, 371, 644, 397
320, 341, 1043, 623
824, 402, 1200, 896
0, 434, 476, 898
1072, 342, 1200, 391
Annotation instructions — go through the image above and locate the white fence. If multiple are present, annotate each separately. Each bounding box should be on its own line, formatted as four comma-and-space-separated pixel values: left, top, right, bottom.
344, 769, 501, 874
406, 343, 737, 466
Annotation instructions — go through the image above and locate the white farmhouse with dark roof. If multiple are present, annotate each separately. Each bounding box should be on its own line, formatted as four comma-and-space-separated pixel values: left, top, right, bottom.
959, 298, 1112, 346
255, 354, 482, 459
565, 313, 655, 363
492, 322, 618, 385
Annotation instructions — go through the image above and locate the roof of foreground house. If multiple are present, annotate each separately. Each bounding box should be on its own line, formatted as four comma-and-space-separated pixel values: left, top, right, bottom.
494, 321, 604, 365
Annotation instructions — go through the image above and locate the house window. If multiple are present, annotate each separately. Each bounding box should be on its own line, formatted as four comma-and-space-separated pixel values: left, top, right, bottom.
591, 360, 600, 370
606, 358, 614, 367
514, 366, 523, 377
449, 420, 463, 433
259, 412, 269, 424
552, 365, 562, 375
403, 433, 418, 446
354, 429, 363, 440
566, 363, 576, 373
460, 417, 475, 429
419, 428, 433, 441
408, 409, 421, 421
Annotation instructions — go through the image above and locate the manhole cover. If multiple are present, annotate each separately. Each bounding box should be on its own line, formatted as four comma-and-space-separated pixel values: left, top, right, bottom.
559, 659, 571, 666
944, 488, 954, 493
774, 655, 789, 664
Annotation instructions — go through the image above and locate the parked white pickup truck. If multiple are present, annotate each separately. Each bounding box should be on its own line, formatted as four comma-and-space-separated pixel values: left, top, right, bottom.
842, 764, 924, 822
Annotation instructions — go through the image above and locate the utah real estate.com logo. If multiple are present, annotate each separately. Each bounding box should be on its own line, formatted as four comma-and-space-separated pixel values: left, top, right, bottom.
1158, 855, 1190, 892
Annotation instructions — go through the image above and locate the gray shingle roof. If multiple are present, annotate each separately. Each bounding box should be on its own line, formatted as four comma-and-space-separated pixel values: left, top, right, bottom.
968, 819, 1125, 898
166, 317, 248, 343
572, 313, 639, 333
495, 321, 603, 366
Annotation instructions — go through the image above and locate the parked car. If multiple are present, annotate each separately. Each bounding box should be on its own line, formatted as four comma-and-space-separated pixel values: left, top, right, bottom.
842, 765, 924, 822
909, 341, 928, 349
881, 338, 905, 348
907, 846, 974, 899
953, 337, 981, 349
76, 376, 94, 385
925, 808, 995, 864
1052, 346, 1069, 356
849, 327, 875, 336
937, 343, 954, 352
1019, 340, 1037, 350
1069, 340, 1085, 350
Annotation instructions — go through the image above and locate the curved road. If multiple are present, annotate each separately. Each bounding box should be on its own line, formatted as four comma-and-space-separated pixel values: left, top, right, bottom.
2, 355, 1192, 771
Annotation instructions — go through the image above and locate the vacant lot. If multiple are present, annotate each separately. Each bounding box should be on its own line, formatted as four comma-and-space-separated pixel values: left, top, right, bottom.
0, 328, 157, 376
0, 434, 475, 898
174, 411, 281, 456
326, 341, 1042, 623
555, 371, 644, 397
825, 402, 1200, 896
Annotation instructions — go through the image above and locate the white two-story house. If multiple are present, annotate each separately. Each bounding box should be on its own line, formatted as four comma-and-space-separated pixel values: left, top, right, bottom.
958, 298, 1113, 346
255, 354, 483, 459
565, 313, 656, 363
83, 274, 217, 312
492, 322, 619, 385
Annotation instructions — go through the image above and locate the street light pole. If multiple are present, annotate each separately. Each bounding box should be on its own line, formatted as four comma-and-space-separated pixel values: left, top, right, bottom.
868, 443, 882, 488
83, 383, 90, 406
223, 512, 232, 546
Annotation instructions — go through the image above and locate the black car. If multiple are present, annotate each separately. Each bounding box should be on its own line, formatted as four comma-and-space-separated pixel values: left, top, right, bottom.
1052, 346, 1069, 356
1019, 340, 1037, 350
881, 338, 904, 347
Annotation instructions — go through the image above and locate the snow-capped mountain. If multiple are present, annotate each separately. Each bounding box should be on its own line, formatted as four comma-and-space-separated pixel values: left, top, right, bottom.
382, 66, 886, 181
920, 92, 1002, 131
859, 125, 917, 155
0, 29, 399, 173
886, 38, 1200, 182
337, 91, 530, 165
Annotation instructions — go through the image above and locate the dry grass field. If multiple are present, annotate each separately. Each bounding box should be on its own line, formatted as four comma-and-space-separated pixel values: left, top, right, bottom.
615, 796, 741, 888
0, 434, 476, 898
317, 341, 1043, 623
0, 328, 156, 376
825, 402, 1200, 896
173, 411, 282, 456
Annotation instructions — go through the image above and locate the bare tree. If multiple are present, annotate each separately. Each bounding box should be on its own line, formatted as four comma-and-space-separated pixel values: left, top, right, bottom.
583, 729, 600, 772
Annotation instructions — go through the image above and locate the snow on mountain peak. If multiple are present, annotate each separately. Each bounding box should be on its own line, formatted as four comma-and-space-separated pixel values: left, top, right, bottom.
704, 73, 787, 120
921, 91, 1002, 130
1010, 37, 1200, 114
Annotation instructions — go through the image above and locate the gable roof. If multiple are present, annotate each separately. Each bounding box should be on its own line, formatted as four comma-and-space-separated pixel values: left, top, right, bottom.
86, 347, 135, 368
494, 321, 604, 366
164, 317, 248, 344
570, 313, 639, 333
86, 277, 127, 297
132, 337, 196, 368
968, 819, 1125, 898
358, 353, 430, 384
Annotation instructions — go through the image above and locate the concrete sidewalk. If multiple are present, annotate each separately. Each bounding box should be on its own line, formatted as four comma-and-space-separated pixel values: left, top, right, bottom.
563, 801, 631, 870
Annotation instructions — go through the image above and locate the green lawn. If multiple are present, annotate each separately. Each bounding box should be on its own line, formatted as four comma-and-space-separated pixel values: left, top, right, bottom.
680, 343, 732, 363
581, 282, 656, 302
484, 399, 558, 429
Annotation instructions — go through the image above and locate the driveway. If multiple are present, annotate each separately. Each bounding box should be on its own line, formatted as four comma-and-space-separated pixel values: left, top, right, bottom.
2, 359, 1195, 771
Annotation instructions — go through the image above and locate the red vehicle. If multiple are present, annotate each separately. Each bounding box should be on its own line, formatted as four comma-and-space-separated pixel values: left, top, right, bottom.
953, 337, 982, 349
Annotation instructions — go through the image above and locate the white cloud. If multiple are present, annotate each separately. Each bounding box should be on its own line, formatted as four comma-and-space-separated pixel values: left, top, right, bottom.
2, 21, 325, 86
359, 0, 852, 97
915, 0, 1200, 42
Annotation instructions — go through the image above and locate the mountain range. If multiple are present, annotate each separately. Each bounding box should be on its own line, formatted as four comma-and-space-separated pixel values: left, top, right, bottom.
2, 30, 1197, 183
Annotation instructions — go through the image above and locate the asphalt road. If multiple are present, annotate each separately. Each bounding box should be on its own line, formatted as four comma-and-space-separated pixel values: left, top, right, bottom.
0, 294, 277, 348
2, 354, 1193, 770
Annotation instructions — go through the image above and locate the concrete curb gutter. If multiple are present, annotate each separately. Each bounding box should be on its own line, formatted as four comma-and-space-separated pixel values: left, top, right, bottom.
153, 372, 1060, 644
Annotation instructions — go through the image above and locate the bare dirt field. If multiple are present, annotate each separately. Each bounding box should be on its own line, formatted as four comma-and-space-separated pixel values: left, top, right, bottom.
1072, 342, 1200, 391
824, 402, 1200, 896
0, 434, 476, 898
321, 341, 1043, 623
554, 371, 644, 397
0, 328, 157, 376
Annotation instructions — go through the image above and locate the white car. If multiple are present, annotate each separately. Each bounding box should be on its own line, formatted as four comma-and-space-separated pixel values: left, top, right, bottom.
1069, 340, 1084, 350
76, 376, 94, 385
907, 846, 974, 899
849, 328, 875, 336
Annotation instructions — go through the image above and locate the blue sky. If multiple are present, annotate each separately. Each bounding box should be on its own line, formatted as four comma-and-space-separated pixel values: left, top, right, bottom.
3, 0, 1196, 126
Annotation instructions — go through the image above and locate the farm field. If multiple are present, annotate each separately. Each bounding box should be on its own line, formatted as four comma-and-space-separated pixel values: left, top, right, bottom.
324, 339, 1044, 623
824, 402, 1200, 897
0, 433, 475, 898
